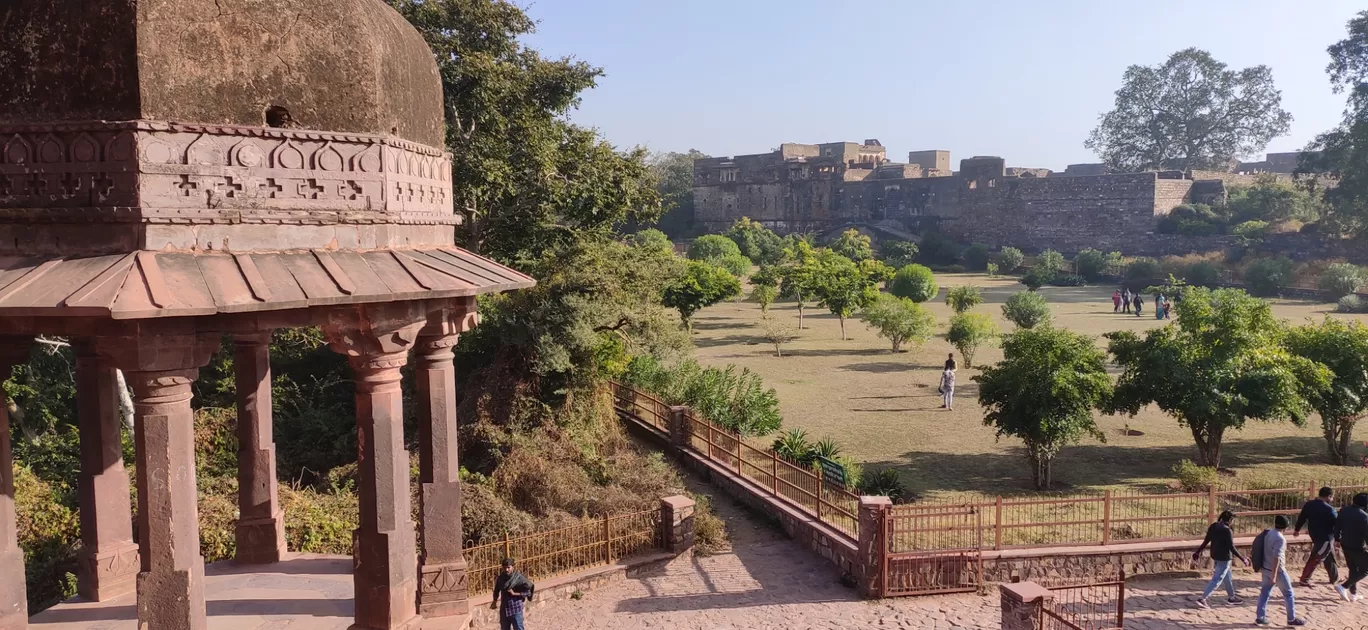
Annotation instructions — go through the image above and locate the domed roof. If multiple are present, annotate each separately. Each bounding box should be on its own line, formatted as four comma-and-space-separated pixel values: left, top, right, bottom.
0, 0, 444, 147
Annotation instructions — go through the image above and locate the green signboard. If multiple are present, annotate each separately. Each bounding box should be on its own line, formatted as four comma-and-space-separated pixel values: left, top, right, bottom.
817, 455, 846, 488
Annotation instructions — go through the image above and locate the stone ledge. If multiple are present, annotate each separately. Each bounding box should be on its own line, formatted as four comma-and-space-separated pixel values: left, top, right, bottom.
465, 551, 682, 628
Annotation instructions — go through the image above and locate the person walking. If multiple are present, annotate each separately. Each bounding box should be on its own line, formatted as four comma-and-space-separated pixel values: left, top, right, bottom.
491, 557, 536, 630
1295, 487, 1340, 592
1122, 288, 1132, 313
1132, 292, 1144, 317
939, 367, 955, 411
1193, 510, 1250, 608
1255, 515, 1306, 626
1113, 289, 1122, 313
1338, 492, 1368, 602
944, 352, 956, 371
1154, 294, 1166, 320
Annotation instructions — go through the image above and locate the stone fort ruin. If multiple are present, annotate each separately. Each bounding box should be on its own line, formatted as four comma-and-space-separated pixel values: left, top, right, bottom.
692, 140, 1302, 254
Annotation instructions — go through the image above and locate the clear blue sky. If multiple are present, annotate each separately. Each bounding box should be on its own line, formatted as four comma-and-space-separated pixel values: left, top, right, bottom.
521, 0, 1363, 171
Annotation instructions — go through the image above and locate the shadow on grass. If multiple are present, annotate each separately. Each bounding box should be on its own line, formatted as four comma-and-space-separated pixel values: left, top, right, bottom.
784, 347, 888, 358
693, 334, 762, 349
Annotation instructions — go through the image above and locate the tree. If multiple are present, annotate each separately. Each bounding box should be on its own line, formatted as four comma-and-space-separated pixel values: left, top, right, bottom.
1244, 256, 1294, 297
649, 150, 709, 237
860, 294, 935, 353
758, 315, 798, 357
1105, 288, 1331, 468
945, 285, 984, 314
390, 0, 660, 260
947, 313, 998, 368
1020, 267, 1050, 291
778, 240, 821, 329
1226, 175, 1322, 224
1036, 249, 1066, 276
1285, 318, 1368, 465
662, 261, 741, 331
1002, 291, 1052, 329
880, 241, 920, 269
811, 253, 888, 340
1300, 11, 1368, 237
714, 253, 751, 278
750, 284, 778, 314
829, 228, 873, 262
889, 264, 939, 302
627, 228, 673, 255
1123, 257, 1162, 290
724, 217, 786, 265
975, 327, 1113, 489
688, 234, 742, 261
1319, 262, 1365, 299
1074, 249, 1109, 281
1086, 48, 1292, 172
962, 244, 991, 271
998, 247, 1025, 273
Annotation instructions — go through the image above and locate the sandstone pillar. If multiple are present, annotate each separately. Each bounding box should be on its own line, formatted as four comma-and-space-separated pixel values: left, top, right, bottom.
857, 496, 892, 598
99, 333, 217, 630
660, 495, 696, 554
414, 316, 473, 619
999, 581, 1054, 630
668, 406, 691, 450
0, 340, 32, 630
73, 345, 139, 601
233, 333, 287, 564
324, 305, 428, 630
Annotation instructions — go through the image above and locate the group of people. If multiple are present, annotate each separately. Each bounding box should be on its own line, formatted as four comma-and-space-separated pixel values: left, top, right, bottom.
1191, 488, 1368, 626
1112, 288, 1173, 319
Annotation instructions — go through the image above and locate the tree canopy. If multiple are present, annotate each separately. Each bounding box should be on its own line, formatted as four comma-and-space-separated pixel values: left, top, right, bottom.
811, 252, 891, 340
1301, 10, 1368, 237
1086, 48, 1292, 172
975, 327, 1113, 489
1002, 291, 1052, 329
828, 228, 874, 262
861, 294, 936, 353
947, 313, 998, 369
1285, 318, 1368, 465
725, 217, 786, 265
1105, 288, 1331, 469
662, 260, 742, 331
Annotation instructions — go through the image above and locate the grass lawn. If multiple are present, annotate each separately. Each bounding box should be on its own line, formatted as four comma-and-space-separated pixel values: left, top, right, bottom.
689, 273, 1368, 500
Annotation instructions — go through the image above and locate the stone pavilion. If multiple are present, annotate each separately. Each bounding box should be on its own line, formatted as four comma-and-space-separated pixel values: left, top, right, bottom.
0, 1, 534, 628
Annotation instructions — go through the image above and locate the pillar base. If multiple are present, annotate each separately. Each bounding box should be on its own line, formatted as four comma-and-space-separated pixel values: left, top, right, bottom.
235, 512, 288, 564
0, 548, 27, 630
418, 560, 471, 618
77, 542, 140, 602
136, 560, 208, 630
354, 528, 420, 630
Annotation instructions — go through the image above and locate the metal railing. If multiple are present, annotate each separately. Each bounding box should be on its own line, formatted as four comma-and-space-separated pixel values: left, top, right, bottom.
1041, 576, 1125, 630
463, 508, 662, 595
610, 380, 860, 541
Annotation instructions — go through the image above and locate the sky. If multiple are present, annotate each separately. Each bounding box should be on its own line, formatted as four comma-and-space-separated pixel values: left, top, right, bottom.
521, 0, 1363, 171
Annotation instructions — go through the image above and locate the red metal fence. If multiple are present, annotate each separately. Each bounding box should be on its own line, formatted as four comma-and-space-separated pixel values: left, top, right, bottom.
463, 509, 662, 595
1041, 575, 1125, 630
881, 504, 983, 597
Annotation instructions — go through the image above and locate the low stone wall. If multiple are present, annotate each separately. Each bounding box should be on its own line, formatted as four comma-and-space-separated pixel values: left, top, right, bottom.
981, 536, 1316, 585
466, 551, 684, 628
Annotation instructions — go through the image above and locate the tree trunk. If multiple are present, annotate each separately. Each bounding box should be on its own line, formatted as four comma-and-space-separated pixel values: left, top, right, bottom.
839, 317, 847, 340
797, 303, 805, 329
1191, 423, 1225, 469
774, 344, 783, 357
1324, 416, 1359, 466
891, 338, 902, 353
1026, 446, 1052, 490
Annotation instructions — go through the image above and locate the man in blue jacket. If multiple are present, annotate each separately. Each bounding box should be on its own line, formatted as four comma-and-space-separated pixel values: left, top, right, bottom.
1294, 487, 1339, 589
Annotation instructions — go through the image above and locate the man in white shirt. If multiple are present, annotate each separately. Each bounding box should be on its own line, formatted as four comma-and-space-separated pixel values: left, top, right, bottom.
1256, 515, 1307, 626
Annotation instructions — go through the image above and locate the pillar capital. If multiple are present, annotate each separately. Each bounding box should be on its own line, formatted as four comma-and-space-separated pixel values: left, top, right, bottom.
93, 332, 219, 376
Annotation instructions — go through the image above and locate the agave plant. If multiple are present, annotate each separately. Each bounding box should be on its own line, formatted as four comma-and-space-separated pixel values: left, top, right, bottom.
811, 437, 842, 461
772, 429, 811, 463
857, 468, 908, 503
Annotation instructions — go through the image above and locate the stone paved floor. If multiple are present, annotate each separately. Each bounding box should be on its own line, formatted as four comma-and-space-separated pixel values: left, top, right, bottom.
526, 488, 1368, 629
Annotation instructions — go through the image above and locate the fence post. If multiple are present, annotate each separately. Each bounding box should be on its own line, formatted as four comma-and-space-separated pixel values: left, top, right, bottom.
667, 405, 691, 451
816, 473, 823, 521
1117, 567, 1127, 628
771, 450, 779, 496
1207, 486, 1217, 523
707, 423, 714, 460
735, 433, 743, 476
1102, 490, 1112, 546
994, 496, 1003, 551
857, 496, 892, 598
503, 530, 511, 562
603, 514, 613, 564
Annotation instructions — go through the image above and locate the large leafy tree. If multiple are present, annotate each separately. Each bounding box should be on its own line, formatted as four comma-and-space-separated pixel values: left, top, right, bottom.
387, 0, 660, 263
1301, 11, 1368, 237
828, 228, 873, 262
1105, 288, 1331, 469
778, 240, 821, 330
1285, 318, 1368, 465
1086, 48, 1292, 172
662, 261, 741, 332
725, 217, 786, 265
650, 150, 709, 237
860, 294, 935, 353
975, 327, 1113, 490
811, 253, 892, 340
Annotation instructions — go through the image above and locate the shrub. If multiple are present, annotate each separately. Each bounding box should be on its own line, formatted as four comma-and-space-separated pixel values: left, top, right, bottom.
687, 234, 741, 260
986, 262, 999, 277
889, 264, 939, 302
1158, 203, 1226, 235
1074, 248, 1107, 281
880, 240, 920, 268
962, 244, 991, 271
627, 228, 673, 254
998, 247, 1024, 273
758, 314, 797, 356
689, 493, 730, 554
1123, 257, 1161, 290
750, 284, 778, 313
16, 464, 80, 613
857, 468, 909, 503
1002, 291, 1052, 329
642, 360, 782, 436
1020, 266, 1052, 291
1338, 295, 1368, 313
947, 313, 998, 368
1319, 262, 1365, 299
1245, 256, 1294, 297
725, 218, 785, 264
945, 285, 984, 314
1184, 261, 1222, 288
916, 232, 962, 266
1035, 249, 1066, 275
860, 294, 935, 352
1048, 274, 1087, 287
1232, 220, 1270, 247
773, 429, 814, 464
715, 253, 751, 278
828, 228, 873, 261
1173, 459, 1220, 492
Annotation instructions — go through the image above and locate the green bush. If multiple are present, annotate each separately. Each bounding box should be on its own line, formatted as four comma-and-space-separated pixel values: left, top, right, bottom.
1123, 257, 1162, 290
724, 218, 785, 264
715, 253, 751, 278
627, 228, 674, 254
1245, 257, 1294, 297
998, 247, 1025, 273
1048, 274, 1087, 287
1020, 266, 1052, 291
1338, 295, 1368, 313
1158, 203, 1226, 235
889, 264, 939, 302
962, 244, 991, 271
1173, 459, 1220, 492
1035, 249, 1066, 275
1074, 248, 1108, 281
856, 468, 909, 503
1184, 261, 1222, 288
880, 241, 920, 268
1319, 262, 1365, 299
945, 285, 984, 314
986, 263, 999, 277
638, 360, 782, 437
772, 429, 813, 464
1002, 291, 1052, 329
946, 313, 998, 368
16, 465, 80, 613
687, 234, 741, 260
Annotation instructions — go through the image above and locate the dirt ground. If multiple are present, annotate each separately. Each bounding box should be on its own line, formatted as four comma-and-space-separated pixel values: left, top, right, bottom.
690, 273, 1368, 499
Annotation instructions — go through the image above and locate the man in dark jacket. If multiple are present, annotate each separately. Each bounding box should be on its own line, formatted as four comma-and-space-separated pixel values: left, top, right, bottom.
1193, 510, 1250, 608
1294, 487, 1339, 588
491, 558, 535, 630
1338, 493, 1368, 602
